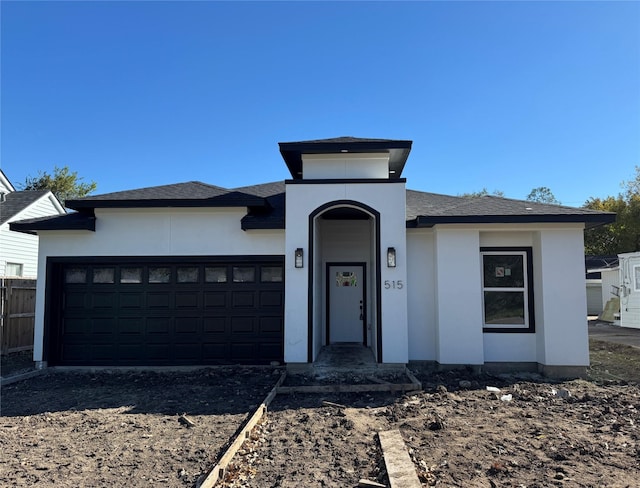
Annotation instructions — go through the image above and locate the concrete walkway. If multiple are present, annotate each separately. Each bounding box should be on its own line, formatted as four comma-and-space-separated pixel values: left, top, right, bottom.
589, 321, 640, 349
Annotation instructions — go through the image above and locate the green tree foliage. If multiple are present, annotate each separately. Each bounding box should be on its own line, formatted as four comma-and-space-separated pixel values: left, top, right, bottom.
20, 166, 97, 204
460, 188, 505, 198
584, 166, 640, 254
526, 187, 560, 204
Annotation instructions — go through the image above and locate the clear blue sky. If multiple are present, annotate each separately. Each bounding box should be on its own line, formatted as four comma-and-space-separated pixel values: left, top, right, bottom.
1, 1, 638, 206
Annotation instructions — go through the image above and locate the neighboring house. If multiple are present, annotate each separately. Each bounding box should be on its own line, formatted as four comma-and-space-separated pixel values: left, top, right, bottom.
619, 252, 640, 329
0, 169, 66, 278
11, 137, 615, 376
585, 256, 619, 315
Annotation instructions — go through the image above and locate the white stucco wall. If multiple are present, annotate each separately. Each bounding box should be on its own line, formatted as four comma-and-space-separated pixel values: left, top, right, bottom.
31, 207, 285, 362
406, 229, 436, 360
284, 181, 407, 363
534, 227, 589, 366
433, 227, 484, 365
302, 153, 390, 179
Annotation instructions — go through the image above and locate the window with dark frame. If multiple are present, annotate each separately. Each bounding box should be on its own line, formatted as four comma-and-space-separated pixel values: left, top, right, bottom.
481, 248, 534, 333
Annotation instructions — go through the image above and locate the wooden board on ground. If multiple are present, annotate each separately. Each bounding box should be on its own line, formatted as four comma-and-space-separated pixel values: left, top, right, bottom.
378, 429, 422, 488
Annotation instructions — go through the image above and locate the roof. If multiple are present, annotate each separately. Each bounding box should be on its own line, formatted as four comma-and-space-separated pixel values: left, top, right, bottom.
65, 181, 268, 210
0, 190, 53, 225
11, 181, 615, 233
9, 212, 96, 234
279, 136, 412, 179
406, 191, 615, 229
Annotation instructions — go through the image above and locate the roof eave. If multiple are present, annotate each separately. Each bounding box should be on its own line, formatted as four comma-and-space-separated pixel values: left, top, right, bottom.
66, 197, 268, 210
411, 213, 616, 229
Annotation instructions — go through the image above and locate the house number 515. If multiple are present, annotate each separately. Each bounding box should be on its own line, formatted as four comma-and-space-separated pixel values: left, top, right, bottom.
384, 280, 404, 290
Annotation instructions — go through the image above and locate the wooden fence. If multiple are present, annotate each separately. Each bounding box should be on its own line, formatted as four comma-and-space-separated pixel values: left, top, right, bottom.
1, 278, 36, 354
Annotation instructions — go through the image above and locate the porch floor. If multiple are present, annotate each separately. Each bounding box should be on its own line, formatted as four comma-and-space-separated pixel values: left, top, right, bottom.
314, 343, 377, 371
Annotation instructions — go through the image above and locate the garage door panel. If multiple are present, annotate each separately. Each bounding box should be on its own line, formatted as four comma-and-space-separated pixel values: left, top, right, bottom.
91, 292, 117, 309
231, 343, 255, 361
176, 292, 199, 309
232, 291, 255, 308
118, 344, 144, 359
260, 291, 282, 307
54, 259, 284, 366
231, 316, 255, 333
64, 292, 86, 309
147, 317, 171, 333
93, 344, 117, 359
120, 293, 144, 308
92, 318, 115, 334
119, 318, 144, 334
203, 316, 227, 333
63, 318, 88, 335
259, 343, 282, 360
259, 317, 283, 334
148, 292, 172, 308
175, 317, 200, 333
204, 292, 226, 308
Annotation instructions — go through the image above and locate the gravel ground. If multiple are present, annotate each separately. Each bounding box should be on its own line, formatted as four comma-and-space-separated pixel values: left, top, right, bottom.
2, 339, 640, 487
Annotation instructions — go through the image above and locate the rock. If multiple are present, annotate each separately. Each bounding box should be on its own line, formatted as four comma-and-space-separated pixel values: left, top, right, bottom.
459, 380, 472, 389
552, 388, 571, 399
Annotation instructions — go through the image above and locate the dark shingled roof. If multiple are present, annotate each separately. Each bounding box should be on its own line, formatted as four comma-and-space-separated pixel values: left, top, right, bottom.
11, 180, 615, 233
0, 190, 51, 225
406, 191, 614, 229
65, 181, 268, 210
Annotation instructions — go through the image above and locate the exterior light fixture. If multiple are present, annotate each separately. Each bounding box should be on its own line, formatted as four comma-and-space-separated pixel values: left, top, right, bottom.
295, 248, 304, 268
387, 247, 396, 268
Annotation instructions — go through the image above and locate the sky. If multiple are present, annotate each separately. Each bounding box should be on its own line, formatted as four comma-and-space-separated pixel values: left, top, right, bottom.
1, 1, 639, 207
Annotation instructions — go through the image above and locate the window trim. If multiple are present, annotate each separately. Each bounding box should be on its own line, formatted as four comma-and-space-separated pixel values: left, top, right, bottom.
481, 247, 535, 333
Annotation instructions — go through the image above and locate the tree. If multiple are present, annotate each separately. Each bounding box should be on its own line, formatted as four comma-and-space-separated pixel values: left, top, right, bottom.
460, 188, 505, 198
583, 166, 640, 254
20, 166, 97, 204
526, 187, 560, 205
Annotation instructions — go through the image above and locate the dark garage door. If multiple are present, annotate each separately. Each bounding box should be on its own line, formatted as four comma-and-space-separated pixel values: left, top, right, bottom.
47, 257, 284, 366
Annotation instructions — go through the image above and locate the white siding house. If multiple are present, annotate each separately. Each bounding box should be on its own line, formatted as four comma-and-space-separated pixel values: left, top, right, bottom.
11, 138, 615, 376
619, 252, 640, 329
0, 170, 66, 278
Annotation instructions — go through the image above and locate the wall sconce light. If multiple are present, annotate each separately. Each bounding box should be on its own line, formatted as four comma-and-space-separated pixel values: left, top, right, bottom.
295, 248, 304, 268
387, 247, 396, 268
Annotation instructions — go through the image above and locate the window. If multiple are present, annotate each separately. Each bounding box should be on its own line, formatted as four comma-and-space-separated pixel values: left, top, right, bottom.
93, 268, 115, 284
205, 267, 227, 283
5, 263, 23, 277
65, 267, 87, 284
481, 248, 534, 332
177, 267, 199, 283
149, 267, 171, 283
261, 266, 283, 283
120, 268, 142, 284
634, 265, 640, 292
233, 266, 255, 283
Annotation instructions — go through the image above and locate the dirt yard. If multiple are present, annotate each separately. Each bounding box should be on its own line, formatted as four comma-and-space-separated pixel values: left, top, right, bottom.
1, 340, 639, 487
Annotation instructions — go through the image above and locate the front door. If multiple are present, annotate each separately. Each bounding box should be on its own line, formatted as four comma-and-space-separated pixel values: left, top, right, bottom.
328, 264, 365, 343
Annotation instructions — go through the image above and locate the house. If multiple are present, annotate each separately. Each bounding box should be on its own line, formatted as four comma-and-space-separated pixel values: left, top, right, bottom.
618, 252, 640, 329
10, 137, 615, 376
585, 255, 619, 316
0, 170, 66, 278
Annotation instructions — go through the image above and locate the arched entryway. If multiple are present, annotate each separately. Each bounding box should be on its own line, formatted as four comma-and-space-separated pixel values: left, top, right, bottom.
307, 200, 382, 363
